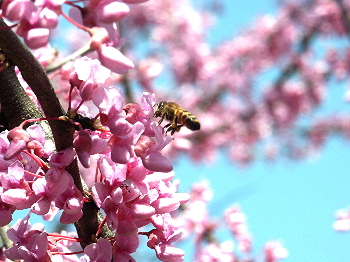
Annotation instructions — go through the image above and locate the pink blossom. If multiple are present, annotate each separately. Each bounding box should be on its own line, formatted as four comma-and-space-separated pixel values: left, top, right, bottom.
152, 198, 180, 214
1, 188, 38, 210
151, 213, 183, 245
73, 131, 92, 168
4, 127, 30, 160
108, 122, 144, 164
92, 86, 124, 115
98, 156, 127, 187
130, 202, 156, 219
124, 103, 155, 136
89, 26, 111, 51
224, 205, 252, 253
96, 0, 130, 23
113, 233, 139, 259
49, 147, 76, 168
264, 241, 289, 262
53, 174, 84, 224
83, 238, 112, 262
154, 243, 185, 262
73, 57, 111, 84
5, 214, 50, 261
31, 168, 70, 215
117, 219, 138, 236
23, 28, 50, 49
39, 7, 59, 28
135, 123, 173, 172
1, 161, 26, 189
1, 0, 35, 21
97, 45, 134, 74
195, 242, 235, 262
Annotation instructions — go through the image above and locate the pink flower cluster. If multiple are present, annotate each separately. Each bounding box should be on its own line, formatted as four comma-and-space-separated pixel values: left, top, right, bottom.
224, 205, 252, 254
1, 0, 142, 73
0, 57, 189, 261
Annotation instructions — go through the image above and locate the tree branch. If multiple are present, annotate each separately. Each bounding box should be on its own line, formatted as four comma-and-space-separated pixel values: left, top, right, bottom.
275, 27, 318, 88
46, 41, 91, 73
0, 66, 44, 128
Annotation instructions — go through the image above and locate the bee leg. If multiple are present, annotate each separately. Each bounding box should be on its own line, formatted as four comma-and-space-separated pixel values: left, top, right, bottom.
166, 126, 175, 135
163, 123, 173, 134
166, 124, 182, 135
157, 114, 165, 125
175, 125, 183, 132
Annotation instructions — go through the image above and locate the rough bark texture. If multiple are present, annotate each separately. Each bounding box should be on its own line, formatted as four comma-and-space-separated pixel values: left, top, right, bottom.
0, 66, 43, 128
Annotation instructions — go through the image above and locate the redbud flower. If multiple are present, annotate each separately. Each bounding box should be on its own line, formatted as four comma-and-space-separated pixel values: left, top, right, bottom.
23, 28, 50, 49
264, 241, 289, 262
5, 214, 50, 261
73, 131, 92, 168
92, 86, 124, 115
130, 202, 156, 219
113, 233, 139, 261
83, 238, 112, 262
96, 0, 130, 23
117, 219, 138, 236
154, 243, 185, 262
97, 45, 134, 74
135, 124, 173, 172
4, 127, 30, 160
49, 147, 76, 168
74, 57, 111, 84
39, 7, 59, 28
2, 0, 35, 21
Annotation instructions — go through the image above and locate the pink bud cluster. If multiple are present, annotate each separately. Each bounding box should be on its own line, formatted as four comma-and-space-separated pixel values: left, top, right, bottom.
1, 0, 142, 73
0, 57, 189, 261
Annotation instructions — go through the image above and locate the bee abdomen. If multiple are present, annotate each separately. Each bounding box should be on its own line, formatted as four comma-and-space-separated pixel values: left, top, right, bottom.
177, 110, 200, 131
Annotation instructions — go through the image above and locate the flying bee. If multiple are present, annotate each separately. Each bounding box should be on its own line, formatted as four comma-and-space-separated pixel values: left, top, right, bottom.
154, 101, 200, 135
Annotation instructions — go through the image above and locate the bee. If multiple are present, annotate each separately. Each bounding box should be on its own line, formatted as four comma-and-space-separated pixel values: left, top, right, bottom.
154, 101, 200, 135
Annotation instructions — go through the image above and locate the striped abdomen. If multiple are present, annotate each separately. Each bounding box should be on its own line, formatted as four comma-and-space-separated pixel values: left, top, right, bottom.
175, 109, 200, 131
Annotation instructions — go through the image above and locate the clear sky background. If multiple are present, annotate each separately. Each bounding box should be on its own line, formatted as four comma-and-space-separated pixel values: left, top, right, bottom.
11, 1, 350, 262
173, 0, 350, 261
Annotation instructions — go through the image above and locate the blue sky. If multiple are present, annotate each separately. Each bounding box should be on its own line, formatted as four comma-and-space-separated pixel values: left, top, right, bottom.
173, 0, 350, 261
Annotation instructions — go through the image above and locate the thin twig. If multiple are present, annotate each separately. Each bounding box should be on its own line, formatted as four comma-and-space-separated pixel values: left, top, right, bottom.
46, 41, 91, 73
275, 27, 318, 88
